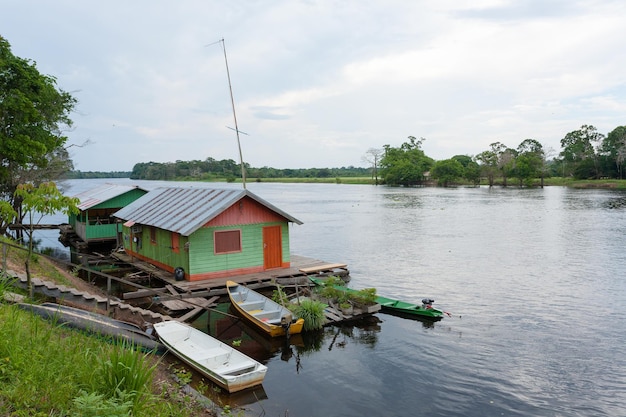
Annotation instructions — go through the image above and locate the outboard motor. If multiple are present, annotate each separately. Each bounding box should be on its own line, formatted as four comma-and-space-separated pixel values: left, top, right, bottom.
174, 267, 185, 281
281, 316, 291, 338
422, 298, 435, 307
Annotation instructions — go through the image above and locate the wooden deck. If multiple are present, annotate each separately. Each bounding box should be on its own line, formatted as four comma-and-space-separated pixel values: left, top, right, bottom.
114, 252, 351, 315
113, 253, 347, 290
108, 253, 385, 325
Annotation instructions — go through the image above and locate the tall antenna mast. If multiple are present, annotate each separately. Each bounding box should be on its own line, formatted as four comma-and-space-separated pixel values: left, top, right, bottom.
220, 38, 246, 189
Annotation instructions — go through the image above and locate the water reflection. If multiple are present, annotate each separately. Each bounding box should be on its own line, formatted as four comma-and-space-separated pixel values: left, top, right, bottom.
31, 180, 626, 416
193, 304, 384, 359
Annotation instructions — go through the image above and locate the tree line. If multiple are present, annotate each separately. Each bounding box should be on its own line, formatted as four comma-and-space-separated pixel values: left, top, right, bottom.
129, 159, 369, 181
371, 124, 626, 187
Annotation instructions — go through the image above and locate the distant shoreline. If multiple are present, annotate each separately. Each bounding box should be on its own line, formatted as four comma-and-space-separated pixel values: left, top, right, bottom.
62, 175, 626, 189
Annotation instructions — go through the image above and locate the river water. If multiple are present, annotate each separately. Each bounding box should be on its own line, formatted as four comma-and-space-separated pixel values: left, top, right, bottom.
40, 180, 626, 416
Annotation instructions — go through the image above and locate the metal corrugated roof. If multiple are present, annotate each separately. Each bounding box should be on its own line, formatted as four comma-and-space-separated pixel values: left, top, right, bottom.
112, 187, 303, 236
73, 183, 147, 210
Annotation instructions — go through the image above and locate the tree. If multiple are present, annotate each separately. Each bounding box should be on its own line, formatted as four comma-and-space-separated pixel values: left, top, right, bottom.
362, 148, 384, 185
476, 142, 515, 186
498, 147, 517, 187
475, 149, 499, 187
380, 136, 434, 186
430, 159, 464, 187
0, 36, 77, 234
514, 139, 544, 187
13, 182, 79, 297
451, 155, 481, 185
559, 125, 604, 179
600, 126, 626, 179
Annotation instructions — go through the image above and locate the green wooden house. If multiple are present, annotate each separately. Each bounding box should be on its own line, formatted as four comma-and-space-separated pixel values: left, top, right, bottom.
69, 183, 148, 245
112, 187, 303, 282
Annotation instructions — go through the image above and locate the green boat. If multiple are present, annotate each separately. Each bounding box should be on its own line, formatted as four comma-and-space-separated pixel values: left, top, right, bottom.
375, 295, 446, 320
309, 277, 446, 321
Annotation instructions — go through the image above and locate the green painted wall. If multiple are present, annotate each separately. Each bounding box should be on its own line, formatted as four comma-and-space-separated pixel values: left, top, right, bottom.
69, 189, 147, 239
122, 221, 291, 275
86, 223, 117, 239
121, 226, 190, 272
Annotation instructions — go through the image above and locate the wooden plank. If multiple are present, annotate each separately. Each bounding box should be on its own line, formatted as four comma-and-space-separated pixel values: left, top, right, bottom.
161, 285, 191, 311
123, 288, 166, 300
299, 263, 347, 274
324, 308, 342, 322
176, 295, 219, 322
178, 307, 203, 322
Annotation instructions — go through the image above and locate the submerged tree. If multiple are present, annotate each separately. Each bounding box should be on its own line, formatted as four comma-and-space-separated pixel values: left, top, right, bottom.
515, 139, 544, 187
451, 155, 481, 185
475, 148, 499, 187
362, 148, 384, 185
430, 159, 464, 187
380, 136, 434, 186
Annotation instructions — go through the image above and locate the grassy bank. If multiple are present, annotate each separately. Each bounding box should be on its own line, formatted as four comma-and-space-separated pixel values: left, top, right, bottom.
541, 177, 626, 188
0, 301, 215, 416
0, 239, 216, 417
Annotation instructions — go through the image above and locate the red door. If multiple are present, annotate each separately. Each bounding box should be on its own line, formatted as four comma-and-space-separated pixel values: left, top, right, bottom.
263, 226, 283, 269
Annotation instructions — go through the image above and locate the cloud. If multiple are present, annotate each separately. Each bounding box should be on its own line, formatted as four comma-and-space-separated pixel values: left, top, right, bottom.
2, 0, 625, 170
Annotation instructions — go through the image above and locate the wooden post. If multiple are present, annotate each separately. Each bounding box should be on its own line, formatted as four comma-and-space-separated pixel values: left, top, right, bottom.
106, 276, 111, 313
1, 241, 6, 274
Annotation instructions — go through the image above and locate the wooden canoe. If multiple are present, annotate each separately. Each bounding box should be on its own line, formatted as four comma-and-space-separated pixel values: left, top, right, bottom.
153, 320, 267, 393
17, 302, 166, 352
226, 280, 304, 337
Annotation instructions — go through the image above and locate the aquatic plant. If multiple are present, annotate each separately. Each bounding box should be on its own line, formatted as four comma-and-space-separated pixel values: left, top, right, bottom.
293, 299, 326, 331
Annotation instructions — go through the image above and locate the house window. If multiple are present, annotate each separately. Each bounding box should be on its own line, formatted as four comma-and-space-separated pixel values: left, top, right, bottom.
171, 233, 180, 253
214, 230, 242, 254
150, 227, 157, 245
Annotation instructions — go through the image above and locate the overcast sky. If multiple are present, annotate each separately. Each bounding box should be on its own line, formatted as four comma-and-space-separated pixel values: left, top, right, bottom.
3, 1, 625, 171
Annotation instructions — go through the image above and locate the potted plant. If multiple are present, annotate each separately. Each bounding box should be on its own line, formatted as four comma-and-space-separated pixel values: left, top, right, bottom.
349, 288, 378, 314
339, 301, 353, 315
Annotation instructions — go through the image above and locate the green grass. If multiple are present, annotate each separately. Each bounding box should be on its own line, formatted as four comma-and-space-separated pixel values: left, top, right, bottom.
542, 178, 626, 189
0, 303, 211, 416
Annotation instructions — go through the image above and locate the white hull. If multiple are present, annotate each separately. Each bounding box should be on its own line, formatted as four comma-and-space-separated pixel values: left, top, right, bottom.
154, 321, 267, 393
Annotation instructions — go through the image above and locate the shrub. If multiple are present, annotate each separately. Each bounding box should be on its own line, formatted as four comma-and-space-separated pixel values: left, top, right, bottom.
293, 299, 326, 331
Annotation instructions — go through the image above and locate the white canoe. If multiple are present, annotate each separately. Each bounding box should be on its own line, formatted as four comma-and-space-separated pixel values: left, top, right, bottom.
153, 320, 267, 393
